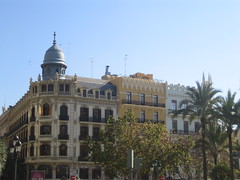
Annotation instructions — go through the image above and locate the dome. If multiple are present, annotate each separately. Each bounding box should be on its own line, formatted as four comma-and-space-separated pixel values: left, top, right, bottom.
43, 44, 66, 65
41, 32, 67, 80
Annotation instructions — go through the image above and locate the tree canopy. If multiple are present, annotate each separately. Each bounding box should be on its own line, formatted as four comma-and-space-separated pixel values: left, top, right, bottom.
88, 111, 196, 179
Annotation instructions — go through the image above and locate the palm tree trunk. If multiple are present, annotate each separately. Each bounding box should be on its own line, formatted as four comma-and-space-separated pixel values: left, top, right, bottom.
202, 124, 208, 180
228, 127, 234, 180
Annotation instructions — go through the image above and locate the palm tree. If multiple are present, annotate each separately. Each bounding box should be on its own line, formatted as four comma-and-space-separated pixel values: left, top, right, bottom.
195, 122, 228, 166
215, 90, 240, 180
175, 74, 221, 180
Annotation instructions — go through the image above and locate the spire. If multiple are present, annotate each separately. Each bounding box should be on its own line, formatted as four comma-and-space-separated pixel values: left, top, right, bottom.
53, 32, 57, 45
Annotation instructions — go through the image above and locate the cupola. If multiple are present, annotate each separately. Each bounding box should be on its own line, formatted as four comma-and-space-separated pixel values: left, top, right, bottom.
41, 32, 67, 80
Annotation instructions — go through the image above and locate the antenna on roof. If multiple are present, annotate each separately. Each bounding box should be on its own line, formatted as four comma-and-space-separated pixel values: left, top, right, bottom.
124, 54, 127, 76
90, 57, 94, 78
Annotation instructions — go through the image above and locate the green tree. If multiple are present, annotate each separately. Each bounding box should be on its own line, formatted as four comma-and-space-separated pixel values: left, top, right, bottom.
195, 122, 228, 166
209, 164, 231, 180
175, 74, 221, 180
215, 90, 240, 180
88, 111, 194, 179
0, 138, 7, 177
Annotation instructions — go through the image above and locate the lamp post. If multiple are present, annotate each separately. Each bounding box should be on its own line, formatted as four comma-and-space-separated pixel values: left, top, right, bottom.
150, 160, 161, 180
10, 136, 22, 180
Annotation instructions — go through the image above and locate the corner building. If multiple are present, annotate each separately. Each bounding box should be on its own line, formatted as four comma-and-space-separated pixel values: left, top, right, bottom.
1, 34, 117, 180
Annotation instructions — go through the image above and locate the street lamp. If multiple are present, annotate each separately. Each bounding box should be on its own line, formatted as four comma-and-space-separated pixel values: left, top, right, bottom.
150, 160, 161, 180
10, 136, 22, 180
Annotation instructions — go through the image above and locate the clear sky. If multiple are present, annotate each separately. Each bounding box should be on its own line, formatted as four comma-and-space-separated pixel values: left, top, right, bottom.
1, 0, 240, 110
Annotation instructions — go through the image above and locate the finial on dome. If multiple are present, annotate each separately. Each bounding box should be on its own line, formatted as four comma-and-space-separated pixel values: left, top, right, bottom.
53, 32, 57, 45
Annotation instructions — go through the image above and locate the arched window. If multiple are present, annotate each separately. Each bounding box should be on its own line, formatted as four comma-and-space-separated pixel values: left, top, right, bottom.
42, 103, 50, 116
30, 145, 34, 156
38, 165, 52, 179
40, 144, 51, 156
59, 105, 69, 120
56, 165, 69, 179
59, 144, 67, 156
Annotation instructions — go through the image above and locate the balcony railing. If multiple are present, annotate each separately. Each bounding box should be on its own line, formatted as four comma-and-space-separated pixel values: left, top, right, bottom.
59, 115, 69, 121
58, 134, 69, 140
79, 135, 89, 140
79, 117, 107, 123
122, 99, 165, 107
78, 155, 88, 161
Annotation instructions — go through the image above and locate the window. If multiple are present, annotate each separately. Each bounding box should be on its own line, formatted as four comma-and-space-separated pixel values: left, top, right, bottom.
105, 110, 113, 122
80, 126, 89, 140
140, 111, 145, 123
48, 84, 54, 91
42, 103, 50, 116
93, 127, 100, 141
79, 145, 88, 161
59, 105, 69, 120
195, 122, 201, 132
93, 109, 101, 122
172, 120, 178, 133
31, 107, 35, 117
92, 168, 101, 179
59, 144, 67, 156
41, 85, 46, 92
30, 126, 35, 136
56, 165, 69, 179
59, 84, 64, 92
153, 95, 158, 106
65, 84, 70, 92
30, 145, 34, 156
80, 107, 89, 121
181, 100, 188, 109
107, 92, 111, 100
140, 93, 145, 105
153, 112, 158, 123
95, 91, 99, 98
83, 89, 87, 97
40, 144, 51, 156
38, 165, 52, 178
79, 168, 89, 179
184, 121, 189, 134
171, 100, 177, 111
40, 125, 51, 135
126, 92, 132, 104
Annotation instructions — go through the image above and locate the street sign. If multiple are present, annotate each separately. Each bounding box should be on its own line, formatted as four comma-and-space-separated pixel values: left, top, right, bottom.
30, 171, 45, 180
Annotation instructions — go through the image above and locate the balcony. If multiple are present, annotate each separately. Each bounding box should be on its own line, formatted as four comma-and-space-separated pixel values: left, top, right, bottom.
78, 155, 88, 161
58, 134, 69, 140
122, 99, 165, 107
79, 117, 106, 123
79, 135, 89, 140
59, 115, 69, 121
79, 116, 89, 122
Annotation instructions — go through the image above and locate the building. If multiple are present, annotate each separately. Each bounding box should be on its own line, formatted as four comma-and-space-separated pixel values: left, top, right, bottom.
166, 83, 201, 135
102, 70, 167, 124
0, 33, 118, 180
0, 33, 200, 180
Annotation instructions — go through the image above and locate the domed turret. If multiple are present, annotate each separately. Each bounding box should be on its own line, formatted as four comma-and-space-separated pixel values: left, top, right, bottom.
41, 32, 67, 80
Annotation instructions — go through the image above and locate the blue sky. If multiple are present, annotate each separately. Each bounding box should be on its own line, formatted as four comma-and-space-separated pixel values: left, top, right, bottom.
1, 0, 240, 109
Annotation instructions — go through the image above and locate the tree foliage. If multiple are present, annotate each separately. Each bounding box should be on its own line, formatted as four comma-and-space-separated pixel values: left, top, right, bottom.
0, 138, 7, 177
88, 111, 195, 179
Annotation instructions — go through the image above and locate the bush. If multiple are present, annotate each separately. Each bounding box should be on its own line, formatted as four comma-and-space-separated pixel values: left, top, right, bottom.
209, 164, 231, 180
